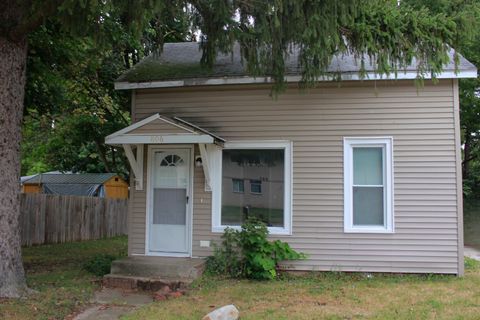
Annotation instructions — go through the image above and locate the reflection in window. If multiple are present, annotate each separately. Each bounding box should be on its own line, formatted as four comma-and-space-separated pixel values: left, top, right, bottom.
232, 179, 244, 193
250, 180, 262, 194
221, 149, 284, 227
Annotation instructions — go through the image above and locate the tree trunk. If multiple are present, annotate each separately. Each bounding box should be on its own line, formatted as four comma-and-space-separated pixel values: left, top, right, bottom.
463, 132, 471, 179
0, 35, 29, 298
94, 138, 111, 173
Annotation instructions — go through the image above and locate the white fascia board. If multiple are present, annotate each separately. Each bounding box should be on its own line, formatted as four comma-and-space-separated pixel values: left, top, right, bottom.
115, 80, 184, 90
106, 134, 214, 145
114, 69, 477, 90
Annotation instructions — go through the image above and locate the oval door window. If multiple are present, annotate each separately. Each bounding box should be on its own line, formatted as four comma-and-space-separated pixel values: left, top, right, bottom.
160, 154, 184, 167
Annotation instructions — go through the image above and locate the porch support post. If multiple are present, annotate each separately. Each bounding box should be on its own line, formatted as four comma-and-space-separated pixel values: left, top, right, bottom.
198, 143, 212, 191
123, 144, 144, 190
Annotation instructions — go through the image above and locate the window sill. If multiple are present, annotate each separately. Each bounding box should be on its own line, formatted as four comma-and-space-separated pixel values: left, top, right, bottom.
212, 225, 292, 236
344, 226, 394, 234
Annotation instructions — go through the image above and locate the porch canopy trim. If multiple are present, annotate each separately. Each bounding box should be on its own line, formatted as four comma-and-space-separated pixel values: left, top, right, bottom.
105, 113, 225, 145
105, 113, 225, 191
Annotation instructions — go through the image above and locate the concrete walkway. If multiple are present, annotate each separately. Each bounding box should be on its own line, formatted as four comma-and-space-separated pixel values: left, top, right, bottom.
73, 288, 153, 320
465, 246, 480, 261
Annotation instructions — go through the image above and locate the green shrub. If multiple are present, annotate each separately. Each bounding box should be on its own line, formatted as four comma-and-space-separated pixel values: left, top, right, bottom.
206, 218, 306, 280
83, 254, 117, 276
205, 227, 242, 277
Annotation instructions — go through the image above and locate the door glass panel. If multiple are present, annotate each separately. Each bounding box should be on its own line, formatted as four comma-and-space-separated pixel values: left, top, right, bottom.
153, 188, 187, 224
155, 153, 188, 189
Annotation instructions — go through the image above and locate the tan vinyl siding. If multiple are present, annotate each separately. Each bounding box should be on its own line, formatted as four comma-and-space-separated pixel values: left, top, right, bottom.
129, 79, 461, 274
128, 145, 147, 255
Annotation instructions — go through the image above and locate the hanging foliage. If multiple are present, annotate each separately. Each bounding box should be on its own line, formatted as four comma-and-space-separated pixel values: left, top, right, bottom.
188, 0, 476, 92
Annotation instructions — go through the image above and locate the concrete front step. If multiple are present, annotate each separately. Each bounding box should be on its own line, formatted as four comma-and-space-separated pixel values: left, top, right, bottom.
111, 256, 205, 279
103, 274, 190, 291
105, 256, 206, 291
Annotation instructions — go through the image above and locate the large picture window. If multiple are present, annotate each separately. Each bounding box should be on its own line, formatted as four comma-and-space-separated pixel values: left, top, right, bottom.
344, 137, 393, 233
212, 141, 292, 235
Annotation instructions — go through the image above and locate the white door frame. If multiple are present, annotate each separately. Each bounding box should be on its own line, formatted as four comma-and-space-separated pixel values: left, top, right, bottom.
145, 144, 194, 257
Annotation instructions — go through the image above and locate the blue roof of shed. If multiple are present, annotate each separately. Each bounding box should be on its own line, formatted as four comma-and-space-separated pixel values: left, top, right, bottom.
24, 173, 119, 185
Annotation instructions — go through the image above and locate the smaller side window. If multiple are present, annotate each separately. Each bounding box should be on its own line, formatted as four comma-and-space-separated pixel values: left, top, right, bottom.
250, 179, 262, 194
344, 137, 394, 233
232, 178, 244, 193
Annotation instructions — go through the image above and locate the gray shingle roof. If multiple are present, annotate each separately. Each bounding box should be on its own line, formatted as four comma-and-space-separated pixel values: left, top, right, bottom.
116, 42, 477, 84
24, 173, 119, 185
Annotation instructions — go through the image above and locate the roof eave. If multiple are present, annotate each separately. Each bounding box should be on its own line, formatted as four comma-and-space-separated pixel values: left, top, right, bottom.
114, 69, 477, 90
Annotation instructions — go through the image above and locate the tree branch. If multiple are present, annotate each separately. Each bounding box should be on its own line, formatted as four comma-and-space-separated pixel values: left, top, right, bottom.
462, 155, 477, 164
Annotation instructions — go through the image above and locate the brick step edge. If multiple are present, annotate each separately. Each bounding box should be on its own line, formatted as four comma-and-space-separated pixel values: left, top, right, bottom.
103, 274, 192, 292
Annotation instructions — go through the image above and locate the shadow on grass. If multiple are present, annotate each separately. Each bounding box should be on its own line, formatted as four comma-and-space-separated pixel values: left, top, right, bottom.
0, 236, 128, 320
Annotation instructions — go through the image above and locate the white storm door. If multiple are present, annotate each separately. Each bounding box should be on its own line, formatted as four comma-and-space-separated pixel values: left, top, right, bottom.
149, 148, 190, 254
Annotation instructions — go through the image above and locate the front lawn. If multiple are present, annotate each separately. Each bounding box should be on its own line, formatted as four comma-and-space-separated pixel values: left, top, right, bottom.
1, 234, 480, 320
0, 236, 127, 320
125, 259, 480, 320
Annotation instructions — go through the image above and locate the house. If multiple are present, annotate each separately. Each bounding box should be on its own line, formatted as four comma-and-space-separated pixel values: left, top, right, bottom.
22, 173, 128, 199
106, 42, 477, 276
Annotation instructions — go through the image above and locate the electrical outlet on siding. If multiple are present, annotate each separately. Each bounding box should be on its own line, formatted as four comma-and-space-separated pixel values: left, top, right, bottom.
200, 240, 210, 247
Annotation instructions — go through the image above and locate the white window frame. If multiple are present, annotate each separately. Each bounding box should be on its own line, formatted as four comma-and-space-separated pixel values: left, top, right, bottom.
249, 179, 262, 194
212, 141, 293, 235
344, 137, 394, 233
232, 178, 245, 193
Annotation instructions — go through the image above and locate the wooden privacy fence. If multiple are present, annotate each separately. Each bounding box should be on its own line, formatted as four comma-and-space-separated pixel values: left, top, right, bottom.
20, 193, 128, 246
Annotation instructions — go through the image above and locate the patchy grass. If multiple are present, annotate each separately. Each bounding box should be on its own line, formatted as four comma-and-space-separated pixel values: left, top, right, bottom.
465, 199, 480, 249
0, 236, 127, 320
124, 258, 480, 320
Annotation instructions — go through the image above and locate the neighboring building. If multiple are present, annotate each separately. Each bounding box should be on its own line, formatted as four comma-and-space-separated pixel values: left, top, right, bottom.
106, 42, 477, 275
22, 173, 128, 199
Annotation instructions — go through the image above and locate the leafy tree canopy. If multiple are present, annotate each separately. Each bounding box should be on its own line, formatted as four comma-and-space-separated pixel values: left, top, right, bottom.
21, 4, 194, 176
403, 0, 480, 197
3, 1, 477, 88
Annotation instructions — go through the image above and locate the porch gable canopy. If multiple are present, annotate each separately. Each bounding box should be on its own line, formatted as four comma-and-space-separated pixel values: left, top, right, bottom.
105, 113, 225, 145
105, 113, 224, 191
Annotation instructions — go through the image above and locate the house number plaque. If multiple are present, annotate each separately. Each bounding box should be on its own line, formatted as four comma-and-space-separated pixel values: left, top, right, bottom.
150, 136, 164, 143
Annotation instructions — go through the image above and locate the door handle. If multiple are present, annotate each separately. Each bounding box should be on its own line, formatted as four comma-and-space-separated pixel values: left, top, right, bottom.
186, 196, 189, 204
